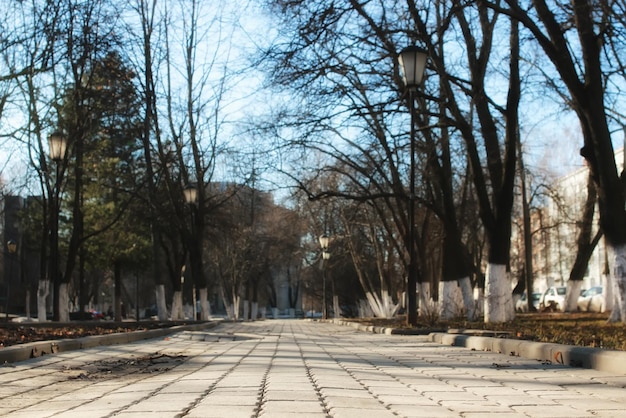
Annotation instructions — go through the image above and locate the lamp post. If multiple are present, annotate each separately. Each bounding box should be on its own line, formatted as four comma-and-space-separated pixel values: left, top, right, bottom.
319, 234, 330, 320
48, 132, 67, 322
183, 184, 198, 206
398, 46, 428, 327
5, 240, 17, 322
183, 184, 198, 319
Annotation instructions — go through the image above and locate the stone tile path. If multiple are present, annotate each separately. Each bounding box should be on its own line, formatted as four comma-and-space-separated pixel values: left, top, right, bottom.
0, 320, 625, 417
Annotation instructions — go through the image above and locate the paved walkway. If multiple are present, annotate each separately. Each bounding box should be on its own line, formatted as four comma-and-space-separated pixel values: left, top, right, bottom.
1, 320, 625, 417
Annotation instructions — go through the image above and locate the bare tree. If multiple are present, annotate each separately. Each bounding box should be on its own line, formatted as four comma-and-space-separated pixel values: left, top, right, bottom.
127, 0, 252, 320
494, 0, 626, 322
260, 0, 482, 324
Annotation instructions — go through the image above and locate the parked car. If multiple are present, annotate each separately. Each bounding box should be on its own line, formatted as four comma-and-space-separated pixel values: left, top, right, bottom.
540, 286, 567, 311
515, 291, 543, 312
68, 310, 104, 320
578, 286, 604, 312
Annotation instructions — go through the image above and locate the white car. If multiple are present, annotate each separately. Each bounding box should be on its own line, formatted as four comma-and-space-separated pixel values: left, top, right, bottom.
515, 291, 542, 312
577, 286, 604, 312
540, 286, 567, 311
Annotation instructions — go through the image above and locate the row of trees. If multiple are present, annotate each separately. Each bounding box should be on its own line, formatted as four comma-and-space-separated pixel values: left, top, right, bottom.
258, 0, 626, 324
2, 1, 626, 324
0, 0, 304, 321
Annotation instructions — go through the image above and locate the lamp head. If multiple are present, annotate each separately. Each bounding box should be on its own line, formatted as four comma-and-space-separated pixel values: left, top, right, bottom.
48, 132, 67, 161
399, 46, 428, 89
318, 234, 330, 250
183, 184, 198, 204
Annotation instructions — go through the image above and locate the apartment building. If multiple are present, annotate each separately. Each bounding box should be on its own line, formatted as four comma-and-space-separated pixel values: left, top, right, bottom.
523, 149, 624, 293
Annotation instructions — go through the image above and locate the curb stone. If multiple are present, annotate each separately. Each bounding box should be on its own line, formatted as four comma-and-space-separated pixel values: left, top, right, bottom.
313, 318, 445, 335
428, 332, 626, 375
0, 322, 218, 364
319, 318, 626, 375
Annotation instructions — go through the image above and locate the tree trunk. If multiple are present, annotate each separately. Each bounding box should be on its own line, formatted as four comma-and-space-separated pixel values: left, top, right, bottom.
565, 174, 600, 311
417, 281, 431, 316
232, 293, 240, 320
155, 284, 167, 320
37, 280, 49, 322
171, 290, 183, 320
564, 280, 584, 312
58, 282, 69, 322
243, 300, 250, 321
439, 280, 463, 319
199, 287, 210, 320
333, 295, 341, 319
458, 276, 475, 320
251, 301, 259, 321
518, 138, 534, 311
484, 264, 514, 323
608, 243, 626, 322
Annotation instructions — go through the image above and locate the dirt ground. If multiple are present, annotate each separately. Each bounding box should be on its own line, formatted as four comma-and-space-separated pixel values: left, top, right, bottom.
0, 321, 190, 348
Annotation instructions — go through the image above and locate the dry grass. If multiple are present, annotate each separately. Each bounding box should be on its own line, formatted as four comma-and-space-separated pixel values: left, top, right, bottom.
0, 321, 192, 348
349, 312, 626, 351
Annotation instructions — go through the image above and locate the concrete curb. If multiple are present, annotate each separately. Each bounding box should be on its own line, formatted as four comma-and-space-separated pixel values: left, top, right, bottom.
310, 318, 444, 335
0, 322, 218, 364
319, 318, 626, 375
428, 332, 626, 374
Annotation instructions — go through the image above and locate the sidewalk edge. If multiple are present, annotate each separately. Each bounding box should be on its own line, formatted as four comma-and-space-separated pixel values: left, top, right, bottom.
316, 318, 626, 375
0, 322, 218, 364
427, 332, 626, 374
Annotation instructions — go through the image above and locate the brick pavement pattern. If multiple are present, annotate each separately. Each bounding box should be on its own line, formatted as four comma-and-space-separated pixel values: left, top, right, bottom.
0, 319, 625, 417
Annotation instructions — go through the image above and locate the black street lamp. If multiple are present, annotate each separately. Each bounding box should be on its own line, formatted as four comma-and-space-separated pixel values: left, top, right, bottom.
183, 183, 198, 319
319, 234, 330, 320
5, 240, 17, 322
398, 46, 428, 327
183, 184, 198, 206
48, 131, 67, 322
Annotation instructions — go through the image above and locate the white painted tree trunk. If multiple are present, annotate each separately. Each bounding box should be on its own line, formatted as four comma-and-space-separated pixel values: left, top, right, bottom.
458, 276, 475, 320
232, 294, 240, 320
364, 292, 380, 317
474, 287, 484, 318
333, 295, 341, 318
59, 283, 69, 322
364, 291, 399, 318
251, 302, 259, 321
602, 272, 613, 313
225, 304, 234, 320
439, 280, 464, 320
155, 285, 168, 320
171, 291, 183, 320
564, 280, 583, 312
243, 300, 250, 321
484, 263, 515, 323
417, 281, 431, 314
37, 280, 49, 322
607, 243, 626, 322
199, 288, 210, 320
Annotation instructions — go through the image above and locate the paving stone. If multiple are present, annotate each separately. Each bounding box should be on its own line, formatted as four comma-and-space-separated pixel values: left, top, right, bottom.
260, 400, 325, 414
186, 404, 258, 417
511, 404, 592, 417
328, 406, 397, 418
1, 319, 626, 418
